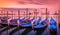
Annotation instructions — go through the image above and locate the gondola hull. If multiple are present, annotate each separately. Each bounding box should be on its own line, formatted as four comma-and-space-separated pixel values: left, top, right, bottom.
50, 28, 57, 35
9, 24, 18, 27
34, 24, 47, 30
20, 23, 32, 29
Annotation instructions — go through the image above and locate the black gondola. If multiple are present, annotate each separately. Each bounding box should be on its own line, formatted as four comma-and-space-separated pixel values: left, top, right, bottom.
9, 18, 18, 27
0, 16, 9, 26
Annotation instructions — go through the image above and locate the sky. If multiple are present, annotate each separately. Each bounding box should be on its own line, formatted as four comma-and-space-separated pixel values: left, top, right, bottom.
0, 0, 59, 10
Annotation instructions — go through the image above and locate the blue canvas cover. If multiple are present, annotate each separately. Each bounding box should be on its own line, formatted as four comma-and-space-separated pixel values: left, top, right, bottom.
19, 18, 34, 27
50, 18, 57, 30
34, 18, 47, 29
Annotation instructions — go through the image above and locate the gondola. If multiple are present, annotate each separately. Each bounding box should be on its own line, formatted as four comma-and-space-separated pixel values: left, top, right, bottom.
19, 17, 35, 28
49, 17, 57, 31
34, 18, 47, 30
9, 18, 19, 27
49, 17, 57, 35
0, 16, 9, 26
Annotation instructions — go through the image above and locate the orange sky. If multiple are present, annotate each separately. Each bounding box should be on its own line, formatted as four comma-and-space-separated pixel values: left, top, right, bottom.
0, 0, 59, 10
